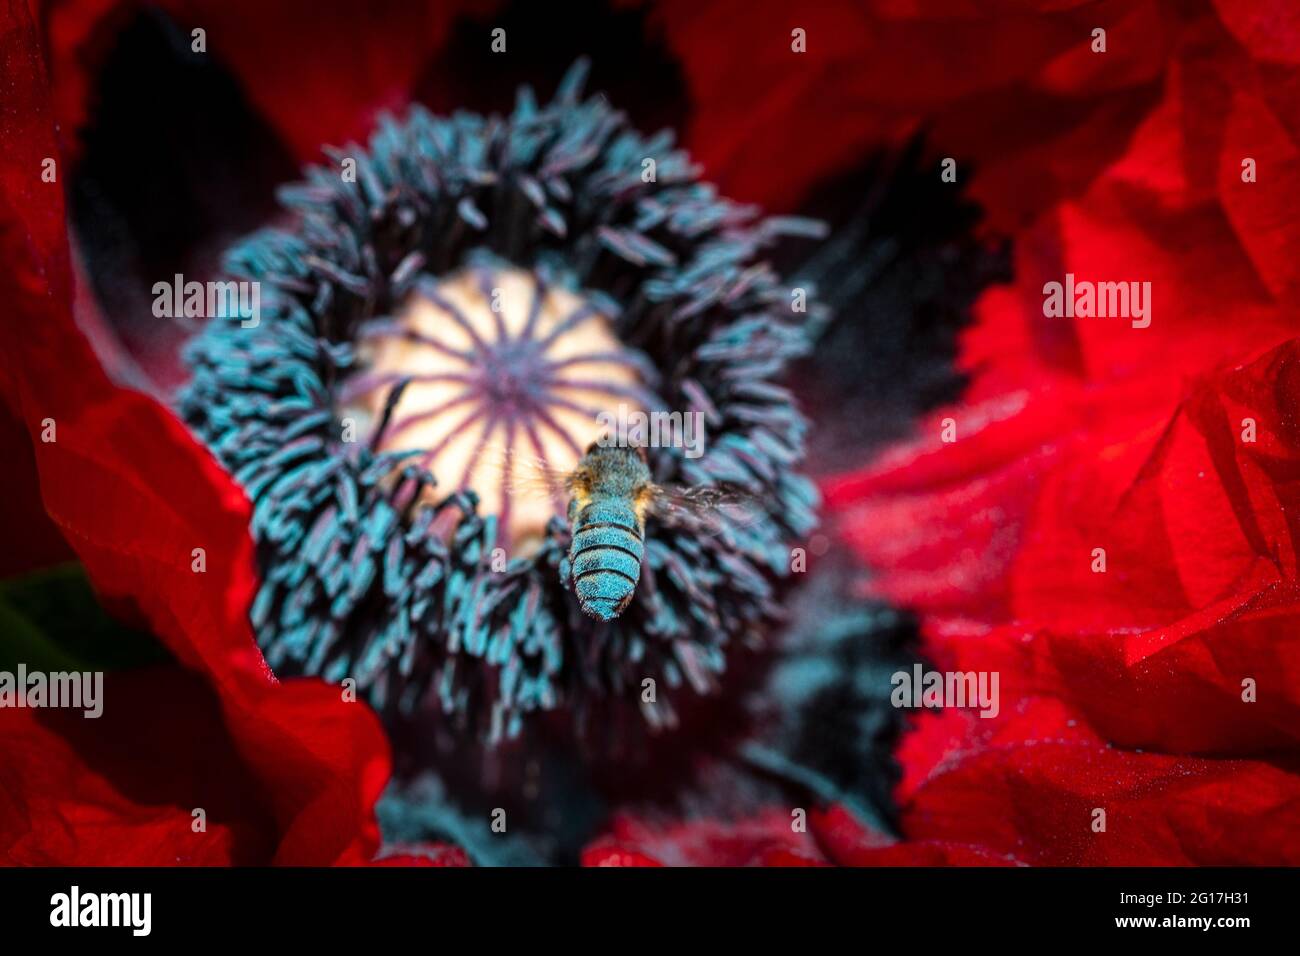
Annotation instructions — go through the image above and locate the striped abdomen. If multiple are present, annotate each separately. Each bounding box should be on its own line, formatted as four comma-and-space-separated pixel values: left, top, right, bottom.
568, 496, 645, 622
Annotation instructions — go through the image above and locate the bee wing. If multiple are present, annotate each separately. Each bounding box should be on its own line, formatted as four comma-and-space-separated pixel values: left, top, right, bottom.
476, 446, 576, 503
646, 483, 764, 537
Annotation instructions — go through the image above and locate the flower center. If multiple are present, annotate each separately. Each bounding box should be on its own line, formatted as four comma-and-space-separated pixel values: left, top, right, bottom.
342, 266, 646, 552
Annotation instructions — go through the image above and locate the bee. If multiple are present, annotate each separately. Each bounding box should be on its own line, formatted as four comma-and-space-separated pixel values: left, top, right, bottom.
491, 442, 754, 622
560, 443, 655, 621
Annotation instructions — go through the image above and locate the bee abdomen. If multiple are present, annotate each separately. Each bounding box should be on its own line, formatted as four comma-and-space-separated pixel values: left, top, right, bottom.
569, 500, 644, 622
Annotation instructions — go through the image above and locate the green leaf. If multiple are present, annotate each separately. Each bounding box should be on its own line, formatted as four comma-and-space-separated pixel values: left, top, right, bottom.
0, 563, 170, 672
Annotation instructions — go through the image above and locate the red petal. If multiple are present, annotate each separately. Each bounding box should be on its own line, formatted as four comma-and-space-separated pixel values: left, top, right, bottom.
583, 809, 828, 867
816, 4, 1300, 866
0, 0, 390, 865
1, 669, 274, 865
655, 0, 1174, 222
897, 698, 1300, 865
39, 0, 491, 164
0, 401, 75, 577
810, 805, 1021, 867
370, 845, 472, 867
1212, 0, 1300, 65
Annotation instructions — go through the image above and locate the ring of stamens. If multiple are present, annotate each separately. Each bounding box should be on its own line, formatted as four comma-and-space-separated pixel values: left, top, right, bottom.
179, 64, 822, 738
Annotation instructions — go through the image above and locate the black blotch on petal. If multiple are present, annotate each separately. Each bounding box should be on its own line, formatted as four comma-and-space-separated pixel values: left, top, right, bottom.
414, 0, 689, 136
591, 553, 917, 837
69, 8, 297, 389
786, 137, 1013, 472
752, 555, 917, 833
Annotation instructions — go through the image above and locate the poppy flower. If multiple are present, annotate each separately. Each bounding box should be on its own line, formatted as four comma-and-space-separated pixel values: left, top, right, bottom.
6, 0, 1296, 869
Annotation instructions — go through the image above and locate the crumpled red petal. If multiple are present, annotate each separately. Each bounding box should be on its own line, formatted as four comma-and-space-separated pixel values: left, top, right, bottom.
895, 683, 1300, 865
370, 845, 471, 867
818, 11, 1300, 863
1, 0, 390, 865
579, 803, 1030, 867
1, 669, 274, 864
809, 805, 1020, 867
652, 0, 1174, 222
582, 809, 827, 867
